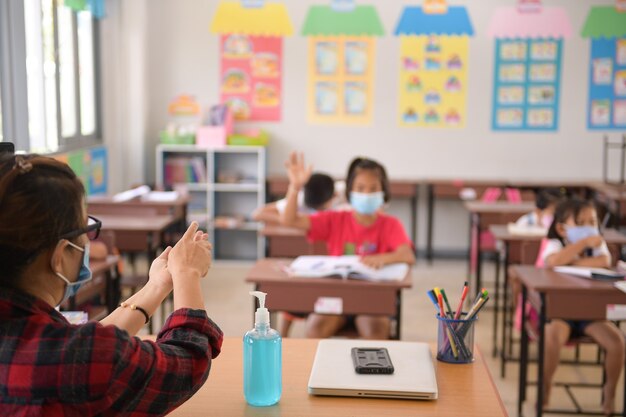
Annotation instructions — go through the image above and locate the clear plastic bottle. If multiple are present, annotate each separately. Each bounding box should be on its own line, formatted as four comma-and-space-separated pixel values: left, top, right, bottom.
243, 291, 282, 406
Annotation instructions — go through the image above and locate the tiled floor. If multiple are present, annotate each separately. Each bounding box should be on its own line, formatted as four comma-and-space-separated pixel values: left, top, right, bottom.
147, 259, 624, 417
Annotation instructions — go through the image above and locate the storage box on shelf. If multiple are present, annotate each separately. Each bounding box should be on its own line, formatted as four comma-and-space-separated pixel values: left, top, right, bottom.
156, 144, 266, 260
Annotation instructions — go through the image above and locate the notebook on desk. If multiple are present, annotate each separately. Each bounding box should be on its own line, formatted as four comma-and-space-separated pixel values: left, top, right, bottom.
288, 256, 409, 282
554, 266, 625, 281
308, 339, 438, 400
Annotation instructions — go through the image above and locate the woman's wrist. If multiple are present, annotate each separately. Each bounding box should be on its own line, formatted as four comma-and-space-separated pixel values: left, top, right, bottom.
142, 280, 172, 302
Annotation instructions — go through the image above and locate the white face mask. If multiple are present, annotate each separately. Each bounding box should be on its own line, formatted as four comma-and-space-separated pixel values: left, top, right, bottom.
350, 192, 384, 215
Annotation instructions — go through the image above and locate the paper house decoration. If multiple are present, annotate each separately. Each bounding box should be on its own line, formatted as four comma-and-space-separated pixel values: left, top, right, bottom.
210, 1, 293, 121
394, 4, 474, 128
488, 1, 571, 131
581, 3, 626, 129
301, 2, 384, 125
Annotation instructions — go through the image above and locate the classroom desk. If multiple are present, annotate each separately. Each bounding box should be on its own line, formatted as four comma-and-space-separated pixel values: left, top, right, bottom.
464, 201, 534, 298
260, 224, 327, 257
97, 214, 178, 256
514, 266, 626, 417
425, 180, 592, 262
165, 338, 508, 417
266, 175, 420, 253
245, 258, 412, 340
490, 226, 626, 378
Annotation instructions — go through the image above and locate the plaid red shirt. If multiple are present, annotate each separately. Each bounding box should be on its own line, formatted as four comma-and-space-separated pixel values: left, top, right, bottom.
0, 287, 223, 416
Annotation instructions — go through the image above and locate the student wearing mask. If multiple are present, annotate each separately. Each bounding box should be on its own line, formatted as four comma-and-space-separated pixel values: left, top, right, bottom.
539, 198, 624, 415
281, 152, 415, 339
0, 154, 222, 416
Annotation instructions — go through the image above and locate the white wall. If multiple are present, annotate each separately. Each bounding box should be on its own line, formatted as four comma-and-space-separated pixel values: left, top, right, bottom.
141, 0, 622, 185
103, 0, 624, 252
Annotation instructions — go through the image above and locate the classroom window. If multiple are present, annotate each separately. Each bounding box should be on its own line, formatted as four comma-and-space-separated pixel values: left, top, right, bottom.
24, 0, 100, 153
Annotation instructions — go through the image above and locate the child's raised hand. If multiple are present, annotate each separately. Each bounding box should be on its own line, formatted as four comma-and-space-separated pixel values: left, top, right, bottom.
584, 235, 604, 248
285, 151, 312, 189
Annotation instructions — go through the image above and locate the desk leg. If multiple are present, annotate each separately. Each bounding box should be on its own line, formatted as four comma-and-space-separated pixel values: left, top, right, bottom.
518, 285, 529, 417
411, 190, 418, 257
395, 290, 402, 340
501, 242, 510, 378
426, 184, 434, 263
536, 294, 546, 417
492, 246, 501, 358
476, 214, 483, 298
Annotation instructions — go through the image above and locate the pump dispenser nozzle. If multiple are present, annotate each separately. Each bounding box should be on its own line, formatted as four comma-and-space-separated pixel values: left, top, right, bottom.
250, 291, 270, 325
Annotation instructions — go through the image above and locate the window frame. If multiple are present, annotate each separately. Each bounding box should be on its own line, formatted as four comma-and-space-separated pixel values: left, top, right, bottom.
0, 0, 102, 153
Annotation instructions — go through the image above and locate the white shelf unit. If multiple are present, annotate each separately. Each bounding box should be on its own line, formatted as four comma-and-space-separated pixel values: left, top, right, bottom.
156, 144, 266, 260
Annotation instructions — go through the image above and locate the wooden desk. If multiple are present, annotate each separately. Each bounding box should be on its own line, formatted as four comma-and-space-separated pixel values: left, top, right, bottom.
266, 176, 420, 254
245, 259, 412, 340
514, 266, 626, 417
465, 201, 534, 298
490, 226, 626, 377
98, 214, 177, 254
166, 338, 508, 417
260, 225, 327, 257
425, 180, 592, 262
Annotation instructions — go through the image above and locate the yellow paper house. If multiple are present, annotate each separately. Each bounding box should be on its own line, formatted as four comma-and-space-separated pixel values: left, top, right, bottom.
394, 2, 474, 128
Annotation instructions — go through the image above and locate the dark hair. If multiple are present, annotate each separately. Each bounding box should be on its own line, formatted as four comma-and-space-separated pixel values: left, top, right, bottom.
546, 198, 596, 243
303, 173, 335, 210
0, 154, 85, 285
345, 157, 390, 203
535, 187, 563, 210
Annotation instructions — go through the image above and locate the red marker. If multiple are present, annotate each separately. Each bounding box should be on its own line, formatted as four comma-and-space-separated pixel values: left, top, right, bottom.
437, 293, 446, 318
454, 282, 469, 320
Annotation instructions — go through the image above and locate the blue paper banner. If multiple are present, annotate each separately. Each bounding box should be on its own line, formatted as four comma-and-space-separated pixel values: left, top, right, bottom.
587, 38, 626, 130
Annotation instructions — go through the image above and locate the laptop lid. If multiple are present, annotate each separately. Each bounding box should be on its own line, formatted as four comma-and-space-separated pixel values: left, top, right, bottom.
308, 339, 438, 400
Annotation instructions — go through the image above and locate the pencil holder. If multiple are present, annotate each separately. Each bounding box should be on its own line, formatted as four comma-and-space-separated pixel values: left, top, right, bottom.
436, 313, 476, 364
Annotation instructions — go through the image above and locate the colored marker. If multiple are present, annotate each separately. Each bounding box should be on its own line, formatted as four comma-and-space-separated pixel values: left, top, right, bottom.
440, 288, 453, 318
454, 282, 469, 320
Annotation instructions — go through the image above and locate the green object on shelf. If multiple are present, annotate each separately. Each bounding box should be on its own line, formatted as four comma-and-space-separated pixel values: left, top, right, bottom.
227, 130, 269, 146
160, 131, 195, 145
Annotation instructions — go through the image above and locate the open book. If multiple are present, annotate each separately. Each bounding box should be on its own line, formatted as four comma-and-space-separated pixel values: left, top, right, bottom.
288, 256, 409, 282
506, 223, 547, 236
554, 266, 625, 281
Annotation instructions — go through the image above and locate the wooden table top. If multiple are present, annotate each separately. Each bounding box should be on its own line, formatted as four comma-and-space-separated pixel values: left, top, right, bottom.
266, 175, 419, 198
511, 265, 626, 320
489, 225, 626, 245
88, 194, 190, 207
165, 338, 508, 417
464, 201, 535, 214
260, 224, 307, 237
98, 214, 178, 233
245, 258, 413, 289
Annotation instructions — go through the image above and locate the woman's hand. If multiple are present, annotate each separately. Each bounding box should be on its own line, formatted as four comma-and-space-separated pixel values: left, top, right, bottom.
148, 246, 173, 292
168, 222, 212, 283
285, 151, 312, 190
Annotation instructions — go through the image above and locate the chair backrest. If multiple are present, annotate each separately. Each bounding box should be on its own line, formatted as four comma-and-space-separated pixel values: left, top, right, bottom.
505, 188, 522, 203
481, 187, 502, 203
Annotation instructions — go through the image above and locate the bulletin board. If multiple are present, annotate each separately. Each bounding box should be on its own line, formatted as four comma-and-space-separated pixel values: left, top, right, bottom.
582, 6, 626, 130
488, 6, 571, 131
302, 4, 384, 125
211, 1, 293, 122
394, 6, 473, 128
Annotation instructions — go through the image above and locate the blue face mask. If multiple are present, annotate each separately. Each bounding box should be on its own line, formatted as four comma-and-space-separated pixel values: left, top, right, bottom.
55, 242, 93, 306
350, 191, 384, 215
565, 225, 599, 243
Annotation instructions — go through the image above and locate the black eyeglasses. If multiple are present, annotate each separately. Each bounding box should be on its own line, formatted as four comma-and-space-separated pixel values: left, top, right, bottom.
60, 215, 102, 241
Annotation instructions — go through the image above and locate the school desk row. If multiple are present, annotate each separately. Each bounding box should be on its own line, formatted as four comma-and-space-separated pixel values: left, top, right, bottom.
267, 175, 626, 259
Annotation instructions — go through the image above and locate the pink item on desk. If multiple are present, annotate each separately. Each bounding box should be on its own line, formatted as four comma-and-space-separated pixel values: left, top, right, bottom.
481, 187, 502, 203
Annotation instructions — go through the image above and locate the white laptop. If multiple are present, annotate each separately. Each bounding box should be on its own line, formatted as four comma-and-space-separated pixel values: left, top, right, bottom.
307, 339, 438, 400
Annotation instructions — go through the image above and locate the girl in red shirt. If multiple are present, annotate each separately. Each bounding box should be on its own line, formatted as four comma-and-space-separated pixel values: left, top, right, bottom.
282, 152, 415, 339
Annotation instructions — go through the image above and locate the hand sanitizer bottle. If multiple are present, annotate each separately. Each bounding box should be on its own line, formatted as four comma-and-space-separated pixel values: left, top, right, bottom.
243, 291, 282, 406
